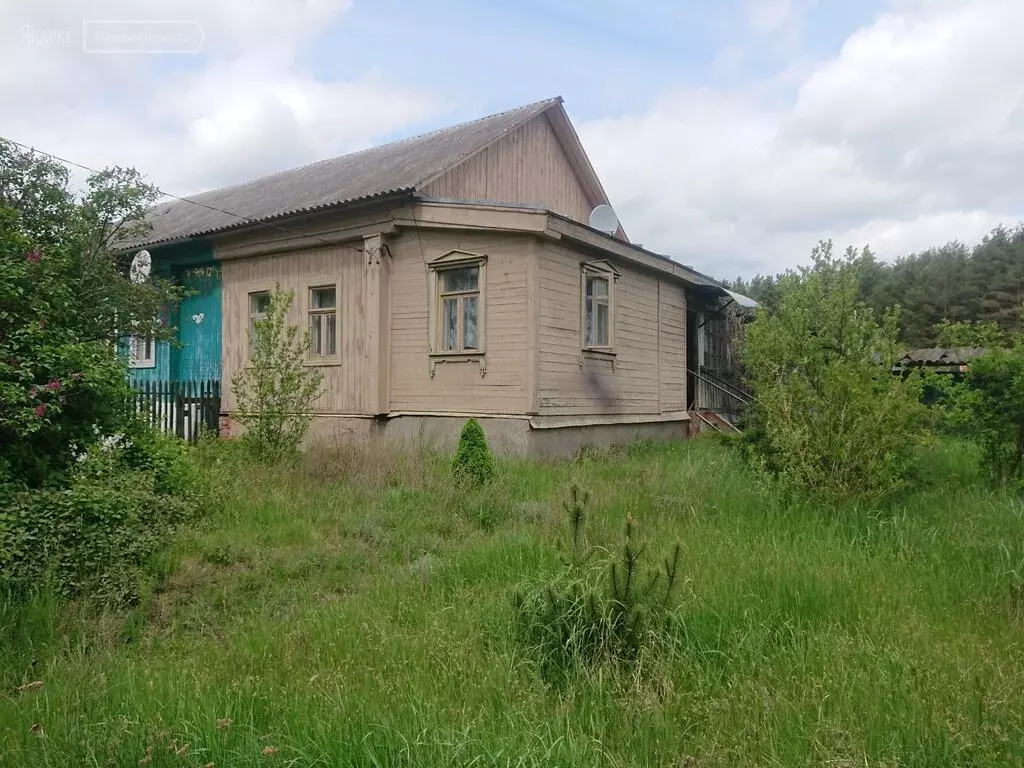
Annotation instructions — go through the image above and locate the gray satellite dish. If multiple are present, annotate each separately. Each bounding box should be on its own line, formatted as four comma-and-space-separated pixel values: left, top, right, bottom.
588, 204, 619, 235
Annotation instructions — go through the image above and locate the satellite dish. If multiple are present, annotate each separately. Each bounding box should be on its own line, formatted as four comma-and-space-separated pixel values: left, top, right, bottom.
130, 250, 152, 284
588, 204, 619, 235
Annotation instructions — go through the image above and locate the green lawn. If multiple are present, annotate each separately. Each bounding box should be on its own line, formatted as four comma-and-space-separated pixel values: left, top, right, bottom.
2, 438, 1023, 767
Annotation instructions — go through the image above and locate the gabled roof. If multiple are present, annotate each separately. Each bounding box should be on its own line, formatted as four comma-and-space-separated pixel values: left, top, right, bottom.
130, 96, 605, 249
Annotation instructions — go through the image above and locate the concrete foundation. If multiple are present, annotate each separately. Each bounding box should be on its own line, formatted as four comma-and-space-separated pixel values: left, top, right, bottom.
527, 417, 690, 456
228, 411, 692, 457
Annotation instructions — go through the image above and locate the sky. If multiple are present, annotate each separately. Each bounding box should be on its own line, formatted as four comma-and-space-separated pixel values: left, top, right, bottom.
2, 0, 1023, 279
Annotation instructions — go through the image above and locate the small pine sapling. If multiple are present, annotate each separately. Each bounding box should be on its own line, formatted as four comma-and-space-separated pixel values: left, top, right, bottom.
513, 484, 686, 682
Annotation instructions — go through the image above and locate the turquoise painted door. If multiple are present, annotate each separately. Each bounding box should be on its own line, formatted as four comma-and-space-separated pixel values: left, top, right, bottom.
173, 265, 221, 382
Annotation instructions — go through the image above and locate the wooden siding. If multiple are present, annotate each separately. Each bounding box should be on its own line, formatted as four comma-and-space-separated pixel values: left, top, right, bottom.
423, 115, 594, 224
658, 280, 688, 412
388, 230, 530, 414
536, 241, 687, 415
221, 244, 369, 413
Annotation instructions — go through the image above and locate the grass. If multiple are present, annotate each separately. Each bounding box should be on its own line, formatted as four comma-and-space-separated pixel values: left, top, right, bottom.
2, 437, 1024, 766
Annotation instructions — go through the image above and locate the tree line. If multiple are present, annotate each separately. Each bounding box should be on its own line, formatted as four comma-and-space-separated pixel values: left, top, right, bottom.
729, 224, 1024, 348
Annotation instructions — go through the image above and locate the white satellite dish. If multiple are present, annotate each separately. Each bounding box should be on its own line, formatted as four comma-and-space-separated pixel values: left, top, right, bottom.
588, 204, 619, 235
130, 250, 152, 284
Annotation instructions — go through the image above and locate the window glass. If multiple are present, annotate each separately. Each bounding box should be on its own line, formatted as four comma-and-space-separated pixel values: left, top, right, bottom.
311, 286, 336, 310
442, 296, 459, 351
325, 314, 336, 356
310, 314, 323, 355
586, 276, 608, 298
249, 291, 270, 350
463, 295, 478, 349
595, 301, 609, 346
250, 291, 270, 316
128, 335, 155, 367
441, 266, 478, 293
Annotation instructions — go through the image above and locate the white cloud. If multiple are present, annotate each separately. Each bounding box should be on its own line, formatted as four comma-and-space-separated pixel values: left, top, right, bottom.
581, 0, 1024, 277
0, 0, 439, 195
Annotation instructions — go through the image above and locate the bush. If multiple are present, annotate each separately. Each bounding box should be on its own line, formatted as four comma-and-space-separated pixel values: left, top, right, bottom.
742, 242, 928, 502
0, 141, 206, 606
0, 145, 185, 487
232, 286, 324, 461
514, 486, 682, 684
452, 418, 495, 485
941, 340, 1024, 488
0, 426, 203, 604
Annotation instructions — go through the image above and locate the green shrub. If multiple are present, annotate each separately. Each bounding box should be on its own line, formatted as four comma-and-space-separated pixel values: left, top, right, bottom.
120, 421, 204, 501
0, 143, 186, 487
939, 339, 1024, 488
452, 418, 495, 485
0, 427, 202, 604
513, 486, 682, 684
0, 140, 207, 606
742, 241, 928, 502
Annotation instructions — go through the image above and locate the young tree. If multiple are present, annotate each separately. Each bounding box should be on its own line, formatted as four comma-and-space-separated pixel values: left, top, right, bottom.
231, 286, 324, 460
742, 241, 927, 502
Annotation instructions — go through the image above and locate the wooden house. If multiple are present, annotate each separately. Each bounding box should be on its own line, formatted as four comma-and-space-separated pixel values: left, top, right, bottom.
123, 97, 749, 453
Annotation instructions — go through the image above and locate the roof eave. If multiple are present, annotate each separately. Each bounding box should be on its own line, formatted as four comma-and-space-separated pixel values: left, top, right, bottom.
543, 211, 726, 292
119, 188, 415, 253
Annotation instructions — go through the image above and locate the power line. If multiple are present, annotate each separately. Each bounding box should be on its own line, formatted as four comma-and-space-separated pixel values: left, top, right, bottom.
1, 136, 350, 251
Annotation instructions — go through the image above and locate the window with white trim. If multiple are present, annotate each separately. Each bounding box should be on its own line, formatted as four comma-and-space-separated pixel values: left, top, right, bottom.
128, 335, 155, 368
308, 285, 337, 358
248, 290, 270, 351
581, 262, 617, 351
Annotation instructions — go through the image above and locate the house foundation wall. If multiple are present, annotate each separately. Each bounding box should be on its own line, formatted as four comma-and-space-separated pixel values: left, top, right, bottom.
229, 413, 690, 457
527, 418, 689, 456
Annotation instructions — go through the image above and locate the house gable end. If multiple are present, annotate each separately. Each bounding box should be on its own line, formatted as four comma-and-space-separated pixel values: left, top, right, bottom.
420, 110, 606, 229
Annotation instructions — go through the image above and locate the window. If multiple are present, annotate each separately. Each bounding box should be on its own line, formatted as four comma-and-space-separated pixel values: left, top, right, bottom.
128, 335, 155, 368
427, 250, 487, 376
438, 265, 480, 352
308, 285, 337, 358
248, 290, 270, 349
581, 262, 617, 351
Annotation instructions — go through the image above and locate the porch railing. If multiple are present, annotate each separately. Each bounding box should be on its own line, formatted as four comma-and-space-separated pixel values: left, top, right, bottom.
130, 379, 221, 443
689, 368, 752, 414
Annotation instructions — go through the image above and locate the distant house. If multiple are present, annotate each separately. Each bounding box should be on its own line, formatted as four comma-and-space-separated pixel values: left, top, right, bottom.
895, 347, 987, 374
122, 97, 749, 454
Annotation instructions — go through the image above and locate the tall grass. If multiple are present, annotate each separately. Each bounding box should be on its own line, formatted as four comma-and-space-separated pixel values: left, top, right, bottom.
2, 438, 1023, 766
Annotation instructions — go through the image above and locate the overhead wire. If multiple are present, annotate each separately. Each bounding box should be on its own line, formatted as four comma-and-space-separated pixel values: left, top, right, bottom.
1, 136, 356, 252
